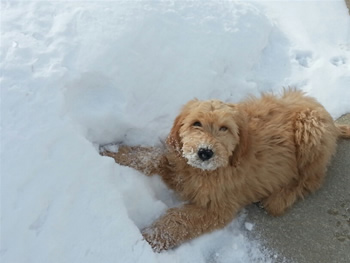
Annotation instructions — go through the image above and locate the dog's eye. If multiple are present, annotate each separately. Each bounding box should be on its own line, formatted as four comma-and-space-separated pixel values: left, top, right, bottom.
193, 121, 202, 127
220, 126, 228, 132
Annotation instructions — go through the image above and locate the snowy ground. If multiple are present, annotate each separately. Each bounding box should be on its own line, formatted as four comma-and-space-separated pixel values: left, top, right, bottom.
1, 1, 350, 262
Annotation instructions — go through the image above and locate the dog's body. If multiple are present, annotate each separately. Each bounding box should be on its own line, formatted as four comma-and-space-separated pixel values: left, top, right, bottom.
101, 89, 350, 252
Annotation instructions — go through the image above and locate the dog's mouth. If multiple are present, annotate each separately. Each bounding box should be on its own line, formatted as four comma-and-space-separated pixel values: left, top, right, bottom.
182, 146, 224, 171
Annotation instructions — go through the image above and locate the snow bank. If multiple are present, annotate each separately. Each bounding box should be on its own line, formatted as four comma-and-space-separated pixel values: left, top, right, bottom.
1, 1, 349, 263
63, 1, 276, 146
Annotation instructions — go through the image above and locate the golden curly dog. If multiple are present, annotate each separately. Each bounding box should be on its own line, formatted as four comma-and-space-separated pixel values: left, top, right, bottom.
101, 89, 350, 252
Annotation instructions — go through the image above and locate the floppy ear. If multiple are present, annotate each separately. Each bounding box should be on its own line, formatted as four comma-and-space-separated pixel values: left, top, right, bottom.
230, 111, 250, 167
166, 113, 184, 152
166, 99, 199, 153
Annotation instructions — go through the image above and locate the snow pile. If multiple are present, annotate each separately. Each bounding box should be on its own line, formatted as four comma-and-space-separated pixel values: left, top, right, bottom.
1, 1, 349, 263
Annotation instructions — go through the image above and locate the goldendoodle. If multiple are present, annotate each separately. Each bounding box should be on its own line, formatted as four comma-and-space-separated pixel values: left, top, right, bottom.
101, 89, 350, 252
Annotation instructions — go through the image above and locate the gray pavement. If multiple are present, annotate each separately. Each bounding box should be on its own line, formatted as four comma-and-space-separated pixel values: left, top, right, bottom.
246, 114, 350, 263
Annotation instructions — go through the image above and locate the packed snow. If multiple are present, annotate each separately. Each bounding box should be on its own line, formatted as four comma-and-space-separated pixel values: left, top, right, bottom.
1, 1, 350, 262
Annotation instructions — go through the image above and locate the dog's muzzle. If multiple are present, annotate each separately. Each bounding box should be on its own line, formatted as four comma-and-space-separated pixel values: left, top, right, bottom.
182, 145, 224, 171
197, 148, 214, 161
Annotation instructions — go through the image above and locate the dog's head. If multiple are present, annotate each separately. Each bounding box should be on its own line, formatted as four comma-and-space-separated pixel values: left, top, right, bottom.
167, 99, 248, 171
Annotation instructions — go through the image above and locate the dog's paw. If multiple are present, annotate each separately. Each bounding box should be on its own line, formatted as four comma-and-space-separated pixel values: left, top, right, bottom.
100, 145, 133, 166
99, 143, 120, 154
142, 226, 176, 253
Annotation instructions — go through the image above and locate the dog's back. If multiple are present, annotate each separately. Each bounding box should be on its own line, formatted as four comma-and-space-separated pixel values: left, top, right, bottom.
238, 89, 341, 215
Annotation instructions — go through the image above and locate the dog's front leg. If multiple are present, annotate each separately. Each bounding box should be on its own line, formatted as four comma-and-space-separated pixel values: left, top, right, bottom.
101, 146, 165, 176
142, 204, 233, 252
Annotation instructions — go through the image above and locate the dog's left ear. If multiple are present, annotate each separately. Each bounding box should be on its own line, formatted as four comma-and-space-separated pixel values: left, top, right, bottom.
229, 107, 250, 167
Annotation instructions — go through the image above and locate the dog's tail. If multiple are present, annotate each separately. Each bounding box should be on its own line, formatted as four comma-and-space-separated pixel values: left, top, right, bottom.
336, 124, 350, 139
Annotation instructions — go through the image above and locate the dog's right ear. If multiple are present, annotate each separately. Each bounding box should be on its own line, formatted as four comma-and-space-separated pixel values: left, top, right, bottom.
166, 113, 184, 152
166, 99, 199, 153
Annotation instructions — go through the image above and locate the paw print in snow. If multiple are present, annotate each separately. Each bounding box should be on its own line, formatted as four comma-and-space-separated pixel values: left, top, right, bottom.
294, 50, 314, 68
330, 56, 347, 67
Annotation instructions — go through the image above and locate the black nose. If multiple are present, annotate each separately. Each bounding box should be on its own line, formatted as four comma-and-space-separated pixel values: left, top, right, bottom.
198, 148, 214, 161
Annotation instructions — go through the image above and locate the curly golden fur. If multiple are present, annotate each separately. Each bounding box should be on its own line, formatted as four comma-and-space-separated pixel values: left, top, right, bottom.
101, 89, 350, 252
